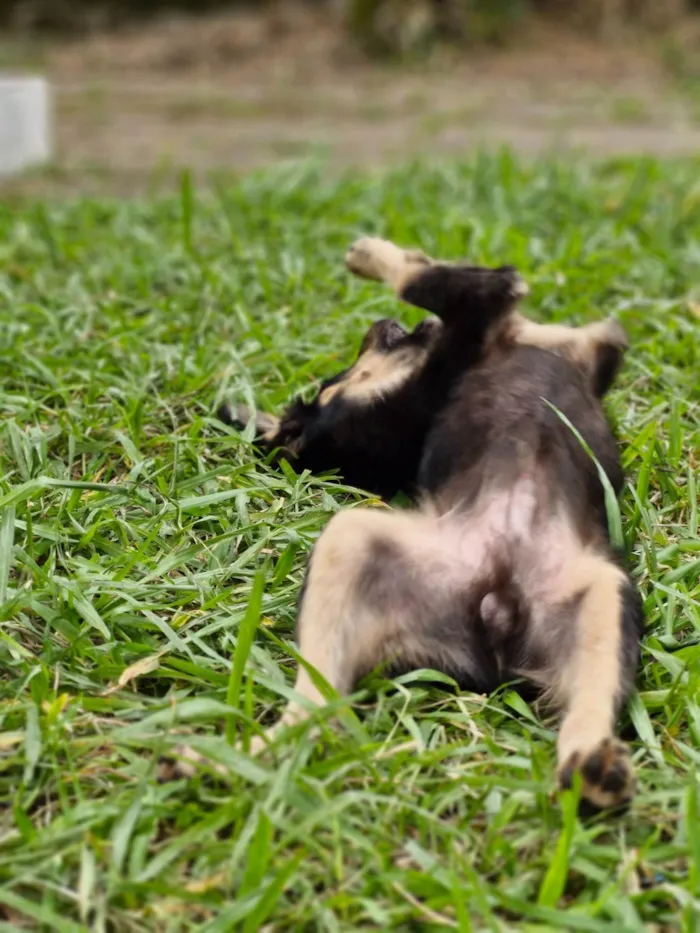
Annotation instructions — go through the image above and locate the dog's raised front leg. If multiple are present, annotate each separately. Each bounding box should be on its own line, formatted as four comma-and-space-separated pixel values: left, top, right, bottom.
345, 238, 627, 396
346, 237, 526, 332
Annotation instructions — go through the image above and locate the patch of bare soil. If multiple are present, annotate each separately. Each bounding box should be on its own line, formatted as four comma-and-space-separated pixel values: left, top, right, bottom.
3, 4, 700, 196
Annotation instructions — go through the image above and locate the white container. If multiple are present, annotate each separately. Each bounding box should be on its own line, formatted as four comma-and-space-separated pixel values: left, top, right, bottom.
0, 76, 51, 175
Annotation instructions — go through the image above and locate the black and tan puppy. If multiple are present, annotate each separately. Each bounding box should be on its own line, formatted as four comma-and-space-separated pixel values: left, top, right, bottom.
174, 239, 642, 810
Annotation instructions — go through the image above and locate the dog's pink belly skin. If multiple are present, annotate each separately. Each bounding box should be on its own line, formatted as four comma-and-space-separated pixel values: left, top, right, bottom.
422, 477, 581, 607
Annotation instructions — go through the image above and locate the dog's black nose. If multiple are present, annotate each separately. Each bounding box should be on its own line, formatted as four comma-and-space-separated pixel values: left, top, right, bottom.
382, 319, 408, 348
360, 318, 408, 354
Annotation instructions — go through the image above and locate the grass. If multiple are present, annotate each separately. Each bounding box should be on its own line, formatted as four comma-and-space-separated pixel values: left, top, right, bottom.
0, 154, 699, 931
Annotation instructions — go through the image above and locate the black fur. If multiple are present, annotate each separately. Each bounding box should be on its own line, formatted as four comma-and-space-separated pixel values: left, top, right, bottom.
617, 576, 644, 706
418, 345, 623, 537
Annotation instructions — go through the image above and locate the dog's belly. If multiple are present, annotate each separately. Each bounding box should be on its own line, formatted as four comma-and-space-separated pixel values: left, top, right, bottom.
425, 476, 582, 611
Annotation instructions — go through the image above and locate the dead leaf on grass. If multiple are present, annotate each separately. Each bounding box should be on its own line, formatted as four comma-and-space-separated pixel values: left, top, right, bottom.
102, 650, 168, 695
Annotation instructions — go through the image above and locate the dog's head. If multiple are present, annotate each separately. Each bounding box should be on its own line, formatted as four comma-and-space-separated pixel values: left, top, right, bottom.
219, 316, 443, 498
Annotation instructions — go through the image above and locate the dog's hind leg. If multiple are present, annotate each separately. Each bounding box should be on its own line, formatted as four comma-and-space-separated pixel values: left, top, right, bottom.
253, 508, 425, 748
250, 506, 493, 754
158, 507, 437, 776
536, 553, 642, 809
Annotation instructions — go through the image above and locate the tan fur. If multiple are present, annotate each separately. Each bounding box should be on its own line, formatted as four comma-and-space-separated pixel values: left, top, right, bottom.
508, 315, 628, 383
262, 510, 405, 732
345, 237, 434, 292
319, 346, 431, 406
243, 508, 432, 755
553, 555, 635, 807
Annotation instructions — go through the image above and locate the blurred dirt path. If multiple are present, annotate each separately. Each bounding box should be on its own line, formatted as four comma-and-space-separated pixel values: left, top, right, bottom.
3, 5, 700, 195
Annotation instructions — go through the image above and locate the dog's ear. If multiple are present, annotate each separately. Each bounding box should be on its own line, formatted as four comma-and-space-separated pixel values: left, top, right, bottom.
217, 403, 281, 441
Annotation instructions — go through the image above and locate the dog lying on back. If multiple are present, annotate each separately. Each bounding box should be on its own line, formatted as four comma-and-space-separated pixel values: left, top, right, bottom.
176, 238, 643, 810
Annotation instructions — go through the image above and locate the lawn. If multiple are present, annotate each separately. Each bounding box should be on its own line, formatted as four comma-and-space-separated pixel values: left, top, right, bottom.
0, 155, 699, 932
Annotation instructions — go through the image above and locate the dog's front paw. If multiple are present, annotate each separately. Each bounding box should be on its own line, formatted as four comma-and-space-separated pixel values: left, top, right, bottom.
345, 237, 430, 282
345, 237, 393, 280
558, 737, 635, 811
217, 403, 281, 442
487, 264, 529, 300
217, 402, 250, 429
587, 317, 629, 350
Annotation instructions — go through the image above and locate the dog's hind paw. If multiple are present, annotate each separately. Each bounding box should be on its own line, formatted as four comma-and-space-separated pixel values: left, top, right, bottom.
558, 737, 635, 811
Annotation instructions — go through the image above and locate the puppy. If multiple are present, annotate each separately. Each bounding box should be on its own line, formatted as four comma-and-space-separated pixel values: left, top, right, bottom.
170, 239, 642, 811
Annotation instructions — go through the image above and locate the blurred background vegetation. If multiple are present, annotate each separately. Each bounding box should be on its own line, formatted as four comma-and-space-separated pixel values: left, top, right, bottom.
1, 0, 698, 50
5, 0, 700, 195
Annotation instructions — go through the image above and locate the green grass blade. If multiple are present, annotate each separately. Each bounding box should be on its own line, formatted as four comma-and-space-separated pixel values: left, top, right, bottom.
111, 783, 145, 874
226, 569, 265, 744
0, 504, 15, 604
537, 774, 580, 907
0, 889, 89, 933
541, 398, 624, 550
